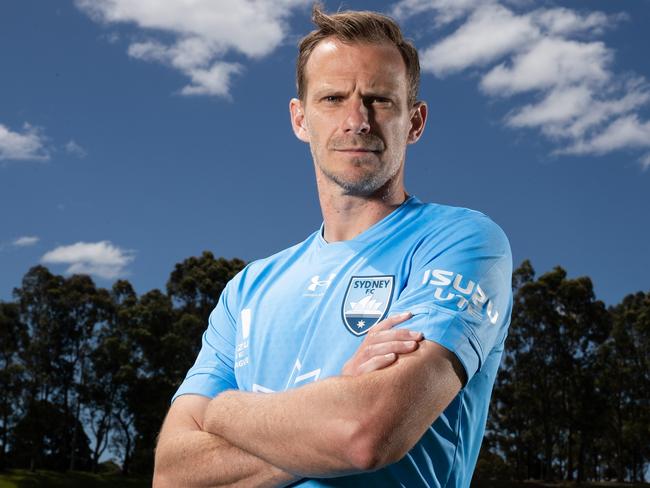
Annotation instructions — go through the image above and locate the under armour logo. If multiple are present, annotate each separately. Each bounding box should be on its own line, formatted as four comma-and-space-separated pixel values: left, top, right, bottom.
307, 273, 336, 292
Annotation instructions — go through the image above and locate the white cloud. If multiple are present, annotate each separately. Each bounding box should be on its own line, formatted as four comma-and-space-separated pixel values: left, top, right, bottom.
391, 0, 484, 26
75, 0, 310, 97
13, 236, 40, 247
180, 63, 243, 97
41, 241, 135, 280
480, 38, 612, 95
420, 4, 537, 76
560, 115, 650, 156
128, 37, 219, 71
506, 86, 593, 131
394, 0, 650, 166
65, 139, 87, 158
507, 80, 650, 140
530, 7, 616, 37
0, 123, 49, 162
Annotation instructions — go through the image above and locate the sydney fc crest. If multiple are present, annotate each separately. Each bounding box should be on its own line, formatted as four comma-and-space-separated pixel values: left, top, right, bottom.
342, 275, 394, 336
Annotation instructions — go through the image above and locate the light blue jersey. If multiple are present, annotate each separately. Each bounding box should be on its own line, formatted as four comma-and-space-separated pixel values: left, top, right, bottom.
174, 196, 513, 487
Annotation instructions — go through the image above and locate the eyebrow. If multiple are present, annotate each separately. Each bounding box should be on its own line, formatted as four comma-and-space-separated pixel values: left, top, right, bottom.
311, 85, 400, 99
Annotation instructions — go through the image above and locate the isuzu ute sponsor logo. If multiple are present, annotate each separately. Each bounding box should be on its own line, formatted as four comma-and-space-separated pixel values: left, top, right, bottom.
342, 275, 394, 336
421, 269, 499, 324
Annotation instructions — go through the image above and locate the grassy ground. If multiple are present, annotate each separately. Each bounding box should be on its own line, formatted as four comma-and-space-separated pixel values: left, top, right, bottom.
0, 470, 150, 488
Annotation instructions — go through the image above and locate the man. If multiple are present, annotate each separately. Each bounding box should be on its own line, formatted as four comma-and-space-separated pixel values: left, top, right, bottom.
154, 6, 512, 487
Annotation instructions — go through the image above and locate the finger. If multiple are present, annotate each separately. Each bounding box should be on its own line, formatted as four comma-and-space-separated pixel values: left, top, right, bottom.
367, 340, 419, 357
371, 311, 413, 333
357, 353, 398, 374
370, 328, 423, 344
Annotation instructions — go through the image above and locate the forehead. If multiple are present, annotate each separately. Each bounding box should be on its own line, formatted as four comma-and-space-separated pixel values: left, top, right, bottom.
304, 38, 408, 95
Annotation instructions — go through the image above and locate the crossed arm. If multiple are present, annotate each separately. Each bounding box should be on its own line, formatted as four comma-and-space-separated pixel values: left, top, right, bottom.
153, 314, 466, 487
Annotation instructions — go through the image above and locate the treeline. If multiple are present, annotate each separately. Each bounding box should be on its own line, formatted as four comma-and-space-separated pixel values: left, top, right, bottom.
0, 252, 245, 475
0, 253, 648, 482
476, 261, 649, 483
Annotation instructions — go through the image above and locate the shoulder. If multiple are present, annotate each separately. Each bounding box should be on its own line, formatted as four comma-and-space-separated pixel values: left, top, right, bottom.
405, 199, 511, 257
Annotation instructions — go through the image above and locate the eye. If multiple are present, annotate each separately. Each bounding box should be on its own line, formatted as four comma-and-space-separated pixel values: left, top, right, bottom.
323, 95, 343, 103
369, 96, 391, 106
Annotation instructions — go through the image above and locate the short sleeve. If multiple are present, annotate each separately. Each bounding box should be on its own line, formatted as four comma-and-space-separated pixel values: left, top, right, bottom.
389, 214, 512, 383
171, 282, 238, 403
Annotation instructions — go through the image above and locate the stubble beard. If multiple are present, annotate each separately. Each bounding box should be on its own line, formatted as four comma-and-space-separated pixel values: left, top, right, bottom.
317, 158, 393, 196
312, 134, 398, 197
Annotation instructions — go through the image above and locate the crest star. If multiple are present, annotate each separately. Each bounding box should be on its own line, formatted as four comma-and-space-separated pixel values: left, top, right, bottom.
357, 320, 365, 328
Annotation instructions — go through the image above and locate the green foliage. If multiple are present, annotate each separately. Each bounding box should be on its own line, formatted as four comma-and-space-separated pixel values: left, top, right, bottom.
2, 254, 245, 476
0, 302, 27, 471
167, 251, 245, 319
482, 261, 649, 482
9, 401, 91, 471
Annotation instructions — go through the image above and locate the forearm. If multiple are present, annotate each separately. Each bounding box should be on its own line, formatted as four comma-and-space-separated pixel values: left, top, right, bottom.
154, 428, 298, 487
202, 342, 463, 477
203, 375, 381, 477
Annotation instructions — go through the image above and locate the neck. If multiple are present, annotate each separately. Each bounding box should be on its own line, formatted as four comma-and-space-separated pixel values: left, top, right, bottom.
316, 170, 408, 243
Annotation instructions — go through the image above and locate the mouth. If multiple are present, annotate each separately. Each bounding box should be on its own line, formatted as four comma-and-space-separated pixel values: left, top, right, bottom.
335, 148, 381, 154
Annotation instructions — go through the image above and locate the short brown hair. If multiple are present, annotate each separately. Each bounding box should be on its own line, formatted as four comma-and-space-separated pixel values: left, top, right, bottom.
296, 4, 421, 106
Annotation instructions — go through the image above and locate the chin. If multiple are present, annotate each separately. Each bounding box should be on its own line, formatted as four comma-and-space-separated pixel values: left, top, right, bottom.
333, 173, 389, 196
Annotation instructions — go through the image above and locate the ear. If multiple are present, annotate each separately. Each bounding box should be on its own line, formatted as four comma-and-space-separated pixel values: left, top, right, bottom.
290, 98, 310, 143
407, 101, 427, 144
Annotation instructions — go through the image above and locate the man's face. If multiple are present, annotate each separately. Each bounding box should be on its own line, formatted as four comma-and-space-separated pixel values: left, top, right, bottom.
290, 38, 426, 196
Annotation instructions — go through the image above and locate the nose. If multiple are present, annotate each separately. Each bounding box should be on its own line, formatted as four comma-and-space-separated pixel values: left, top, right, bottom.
343, 99, 370, 134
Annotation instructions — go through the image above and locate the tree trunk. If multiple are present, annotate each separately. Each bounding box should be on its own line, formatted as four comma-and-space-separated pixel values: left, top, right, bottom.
567, 427, 574, 481
615, 398, 625, 483
121, 433, 131, 476
117, 414, 132, 476
544, 427, 553, 481
0, 409, 7, 471
69, 396, 81, 471
91, 410, 111, 472
577, 433, 585, 482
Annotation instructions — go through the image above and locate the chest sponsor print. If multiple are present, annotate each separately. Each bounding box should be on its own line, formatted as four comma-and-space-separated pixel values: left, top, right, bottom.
342, 275, 394, 336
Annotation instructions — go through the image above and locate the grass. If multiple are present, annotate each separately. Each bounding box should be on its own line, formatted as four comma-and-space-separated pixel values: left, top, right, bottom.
0, 469, 150, 488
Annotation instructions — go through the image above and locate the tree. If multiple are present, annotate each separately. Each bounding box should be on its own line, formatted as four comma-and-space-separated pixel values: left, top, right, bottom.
9, 400, 91, 471
13, 266, 70, 470
0, 302, 27, 470
14, 266, 66, 407
124, 254, 245, 473
488, 261, 610, 481
603, 291, 650, 481
13, 267, 111, 471
88, 280, 140, 474
167, 251, 245, 320
58, 274, 111, 471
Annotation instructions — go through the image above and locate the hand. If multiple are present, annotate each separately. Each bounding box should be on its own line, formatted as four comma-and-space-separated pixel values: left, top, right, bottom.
342, 312, 423, 376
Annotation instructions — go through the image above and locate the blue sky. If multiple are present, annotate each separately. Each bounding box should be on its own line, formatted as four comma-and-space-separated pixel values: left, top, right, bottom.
1, 0, 649, 306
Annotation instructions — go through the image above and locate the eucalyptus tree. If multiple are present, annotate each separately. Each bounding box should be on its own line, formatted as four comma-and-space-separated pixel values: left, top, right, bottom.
81, 280, 138, 472
604, 291, 650, 481
488, 261, 610, 481
0, 302, 27, 470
